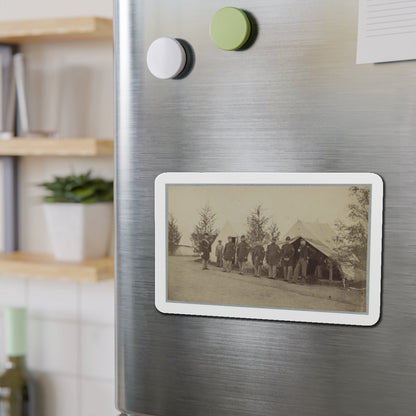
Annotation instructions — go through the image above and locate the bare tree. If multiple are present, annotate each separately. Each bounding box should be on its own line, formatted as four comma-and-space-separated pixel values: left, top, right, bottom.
168, 214, 182, 255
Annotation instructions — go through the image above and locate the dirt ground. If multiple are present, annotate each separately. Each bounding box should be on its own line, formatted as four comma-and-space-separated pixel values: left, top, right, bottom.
168, 256, 366, 313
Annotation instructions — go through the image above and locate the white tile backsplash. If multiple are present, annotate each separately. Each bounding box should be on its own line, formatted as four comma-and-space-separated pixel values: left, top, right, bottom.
80, 379, 116, 416
28, 279, 78, 320
80, 324, 114, 380
0, 296, 116, 416
0, 315, 5, 364
32, 373, 79, 416
80, 279, 114, 325
27, 318, 79, 375
0, 276, 27, 311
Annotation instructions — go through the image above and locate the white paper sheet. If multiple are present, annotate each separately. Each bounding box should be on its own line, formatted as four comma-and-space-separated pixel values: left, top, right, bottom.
357, 0, 416, 63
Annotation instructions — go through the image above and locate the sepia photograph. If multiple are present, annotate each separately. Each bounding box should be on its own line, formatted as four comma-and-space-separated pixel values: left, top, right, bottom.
155, 173, 383, 325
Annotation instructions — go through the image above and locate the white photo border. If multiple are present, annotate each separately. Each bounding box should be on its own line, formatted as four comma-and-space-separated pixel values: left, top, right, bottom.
155, 172, 383, 326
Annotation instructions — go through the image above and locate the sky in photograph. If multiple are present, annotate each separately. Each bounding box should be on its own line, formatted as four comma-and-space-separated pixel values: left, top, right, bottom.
168, 185, 362, 245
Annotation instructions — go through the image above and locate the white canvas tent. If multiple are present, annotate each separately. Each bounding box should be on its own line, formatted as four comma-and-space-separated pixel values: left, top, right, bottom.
174, 245, 195, 256
283, 220, 358, 281
284, 220, 337, 259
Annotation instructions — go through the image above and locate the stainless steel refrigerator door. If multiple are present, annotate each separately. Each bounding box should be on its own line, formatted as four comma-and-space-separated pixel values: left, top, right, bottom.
114, 1, 416, 415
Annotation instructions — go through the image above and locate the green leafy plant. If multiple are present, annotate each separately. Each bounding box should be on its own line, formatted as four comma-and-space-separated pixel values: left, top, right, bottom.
39, 171, 113, 204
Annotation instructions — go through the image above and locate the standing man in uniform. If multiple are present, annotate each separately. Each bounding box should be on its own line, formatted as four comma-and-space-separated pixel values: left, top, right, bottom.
236, 235, 250, 275
266, 237, 281, 279
281, 236, 295, 282
223, 236, 236, 273
293, 239, 309, 284
252, 241, 265, 278
215, 240, 224, 268
314, 254, 325, 279
200, 233, 211, 270
324, 257, 333, 282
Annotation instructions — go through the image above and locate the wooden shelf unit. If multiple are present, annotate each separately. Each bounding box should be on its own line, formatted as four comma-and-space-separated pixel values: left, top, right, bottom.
0, 252, 114, 282
0, 17, 114, 282
0, 17, 113, 44
0, 137, 113, 156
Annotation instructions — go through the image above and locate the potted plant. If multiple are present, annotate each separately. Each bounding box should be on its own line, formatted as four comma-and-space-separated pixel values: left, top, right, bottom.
39, 171, 113, 262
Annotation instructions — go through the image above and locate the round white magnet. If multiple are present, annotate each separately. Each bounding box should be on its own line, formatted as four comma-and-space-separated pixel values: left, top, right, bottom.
146, 37, 187, 80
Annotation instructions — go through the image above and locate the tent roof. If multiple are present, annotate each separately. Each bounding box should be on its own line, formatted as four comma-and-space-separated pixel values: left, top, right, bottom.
282, 220, 338, 259
284, 220, 336, 249
293, 236, 335, 259
213, 221, 246, 244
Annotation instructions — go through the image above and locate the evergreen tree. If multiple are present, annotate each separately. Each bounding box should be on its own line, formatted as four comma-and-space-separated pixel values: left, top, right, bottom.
334, 186, 370, 268
247, 204, 280, 246
168, 214, 182, 255
268, 222, 281, 241
190, 204, 219, 252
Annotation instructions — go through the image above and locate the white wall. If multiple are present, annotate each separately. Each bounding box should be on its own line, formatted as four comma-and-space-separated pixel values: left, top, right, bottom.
0, 0, 112, 21
0, 1, 116, 416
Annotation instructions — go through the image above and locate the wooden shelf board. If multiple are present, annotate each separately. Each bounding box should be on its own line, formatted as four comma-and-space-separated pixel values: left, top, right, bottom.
0, 137, 113, 156
0, 252, 114, 282
0, 17, 112, 44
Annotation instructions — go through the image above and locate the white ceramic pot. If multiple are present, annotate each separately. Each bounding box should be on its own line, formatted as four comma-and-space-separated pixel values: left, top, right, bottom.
43, 202, 113, 262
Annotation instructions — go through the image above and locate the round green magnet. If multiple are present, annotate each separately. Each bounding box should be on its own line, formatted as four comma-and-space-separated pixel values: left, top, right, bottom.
210, 7, 252, 51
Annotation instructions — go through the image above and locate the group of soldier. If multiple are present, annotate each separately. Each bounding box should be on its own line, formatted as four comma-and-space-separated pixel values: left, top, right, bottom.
199, 232, 314, 285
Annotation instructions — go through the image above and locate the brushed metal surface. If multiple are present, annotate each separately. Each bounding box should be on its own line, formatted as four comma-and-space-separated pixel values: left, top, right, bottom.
114, 1, 416, 415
